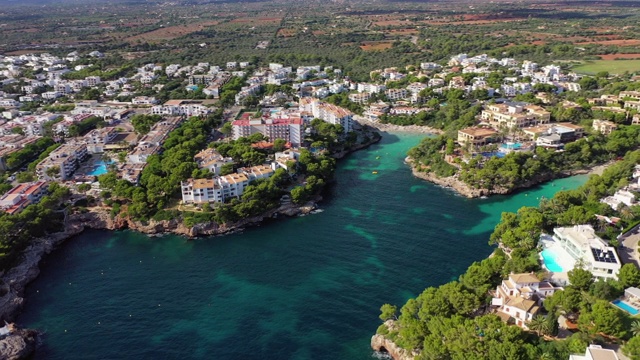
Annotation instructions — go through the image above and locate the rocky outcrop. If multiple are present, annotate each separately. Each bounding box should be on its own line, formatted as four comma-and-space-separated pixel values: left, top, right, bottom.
371, 321, 417, 360
406, 156, 587, 199
74, 199, 318, 238
0, 328, 37, 360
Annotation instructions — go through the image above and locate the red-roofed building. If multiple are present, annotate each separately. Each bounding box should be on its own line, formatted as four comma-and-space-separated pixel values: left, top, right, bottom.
0, 181, 48, 215
232, 117, 303, 146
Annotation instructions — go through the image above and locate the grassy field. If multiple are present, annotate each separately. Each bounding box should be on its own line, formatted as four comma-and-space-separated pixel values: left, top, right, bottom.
572, 60, 640, 75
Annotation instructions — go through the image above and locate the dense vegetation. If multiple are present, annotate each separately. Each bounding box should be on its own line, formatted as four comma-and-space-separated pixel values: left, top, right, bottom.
130, 114, 162, 135
3, 137, 55, 171
410, 125, 640, 192
379, 152, 640, 359
67, 116, 105, 137
0, 183, 71, 270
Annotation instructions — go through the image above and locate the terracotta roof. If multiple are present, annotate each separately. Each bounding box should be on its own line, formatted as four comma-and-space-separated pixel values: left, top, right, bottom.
510, 273, 540, 284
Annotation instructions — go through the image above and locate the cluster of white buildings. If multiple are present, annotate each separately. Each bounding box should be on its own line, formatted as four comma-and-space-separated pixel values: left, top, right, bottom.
181, 164, 275, 204
151, 100, 211, 117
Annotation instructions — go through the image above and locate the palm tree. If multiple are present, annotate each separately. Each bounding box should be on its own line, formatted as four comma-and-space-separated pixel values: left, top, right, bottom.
539, 353, 554, 360
528, 315, 547, 336
631, 320, 640, 337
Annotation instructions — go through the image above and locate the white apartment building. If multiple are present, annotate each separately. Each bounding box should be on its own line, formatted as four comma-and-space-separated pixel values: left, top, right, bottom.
36, 143, 88, 180
83, 127, 118, 153
232, 117, 303, 146
384, 88, 408, 101
181, 165, 275, 204
299, 97, 353, 133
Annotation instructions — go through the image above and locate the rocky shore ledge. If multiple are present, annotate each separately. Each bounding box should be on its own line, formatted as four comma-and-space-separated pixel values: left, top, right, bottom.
406, 157, 612, 199
370, 321, 417, 360
0, 131, 383, 359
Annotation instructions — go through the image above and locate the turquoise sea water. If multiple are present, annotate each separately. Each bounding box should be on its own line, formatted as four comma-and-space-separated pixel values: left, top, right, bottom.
18, 132, 590, 360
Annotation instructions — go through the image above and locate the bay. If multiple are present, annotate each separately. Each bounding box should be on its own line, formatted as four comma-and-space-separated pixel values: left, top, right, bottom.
18, 132, 589, 360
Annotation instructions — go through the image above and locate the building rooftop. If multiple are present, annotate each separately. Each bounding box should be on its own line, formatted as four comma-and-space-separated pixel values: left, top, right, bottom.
459, 127, 498, 137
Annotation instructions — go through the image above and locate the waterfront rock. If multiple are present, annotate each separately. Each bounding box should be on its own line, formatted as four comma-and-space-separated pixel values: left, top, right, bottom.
371, 322, 416, 360
406, 156, 590, 199
0, 328, 37, 360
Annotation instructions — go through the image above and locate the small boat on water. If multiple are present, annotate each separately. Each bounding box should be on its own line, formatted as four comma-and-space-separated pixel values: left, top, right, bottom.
376, 156, 381, 159
372, 171, 378, 174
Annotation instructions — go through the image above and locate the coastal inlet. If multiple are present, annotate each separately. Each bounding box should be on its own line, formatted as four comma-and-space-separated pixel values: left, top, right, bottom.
18, 132, 589, 360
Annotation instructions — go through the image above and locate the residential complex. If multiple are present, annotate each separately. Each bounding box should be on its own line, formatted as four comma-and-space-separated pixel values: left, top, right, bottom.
299, 97, 353, 133
181, 164, 275, 204
232, 117, 303, 146
480, 102, 551, 130
36, 142, 88, 180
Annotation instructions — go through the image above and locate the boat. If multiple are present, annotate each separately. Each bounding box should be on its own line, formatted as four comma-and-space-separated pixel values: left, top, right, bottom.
376, 156, 381, 159
372, 171, 378, 174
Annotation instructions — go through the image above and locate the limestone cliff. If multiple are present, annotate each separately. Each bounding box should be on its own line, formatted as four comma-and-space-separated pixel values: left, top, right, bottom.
370, 321, 417, 360
0, 328, 37, 360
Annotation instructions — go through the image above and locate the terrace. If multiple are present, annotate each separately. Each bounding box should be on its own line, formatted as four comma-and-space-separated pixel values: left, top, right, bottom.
611, 287, 640, 316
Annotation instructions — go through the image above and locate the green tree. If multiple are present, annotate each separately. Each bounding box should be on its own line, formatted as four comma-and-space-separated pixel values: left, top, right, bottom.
220, 122, 233, 137
379, 304, 398, 321
624, 336, 640, 360
16, 172, 35, 183
632, 321, 640, 337
45, 166, 61, 179
578, 300, 627, 338
619, 263, 640, 288
528, 315, 547, 336
77, 183, 91, 193
568, 267, 593, 291
273, 138, 286, 152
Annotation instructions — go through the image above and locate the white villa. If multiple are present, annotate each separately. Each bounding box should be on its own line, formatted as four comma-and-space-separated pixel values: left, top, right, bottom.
569, 345, 619, 360
492, 273, 561, 330
548, 225, 621, 280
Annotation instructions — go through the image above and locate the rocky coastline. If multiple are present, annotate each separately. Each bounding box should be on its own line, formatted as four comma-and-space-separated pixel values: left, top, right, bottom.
0, 131, 382, 359
406, 156, 611, 199
370, 321, 417, 360
356, 118, 444, 135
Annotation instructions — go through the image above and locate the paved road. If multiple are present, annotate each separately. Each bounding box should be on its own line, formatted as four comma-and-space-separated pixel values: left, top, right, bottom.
620, 229, 640, 268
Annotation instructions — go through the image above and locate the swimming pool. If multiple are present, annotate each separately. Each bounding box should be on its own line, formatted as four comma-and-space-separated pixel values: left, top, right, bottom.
501, 142, 523, 150
541, 248, 566, 272
87, 160, 112, 176
481, 152, 506, 159
612, 299, 640, 315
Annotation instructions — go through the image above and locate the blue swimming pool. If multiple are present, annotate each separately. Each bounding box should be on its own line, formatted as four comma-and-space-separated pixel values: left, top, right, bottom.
501, 142, 522, 150
612, 299, 640, 315
87, 160, 111, 176
481, 152, 506, 159
541, 248, 566, 272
